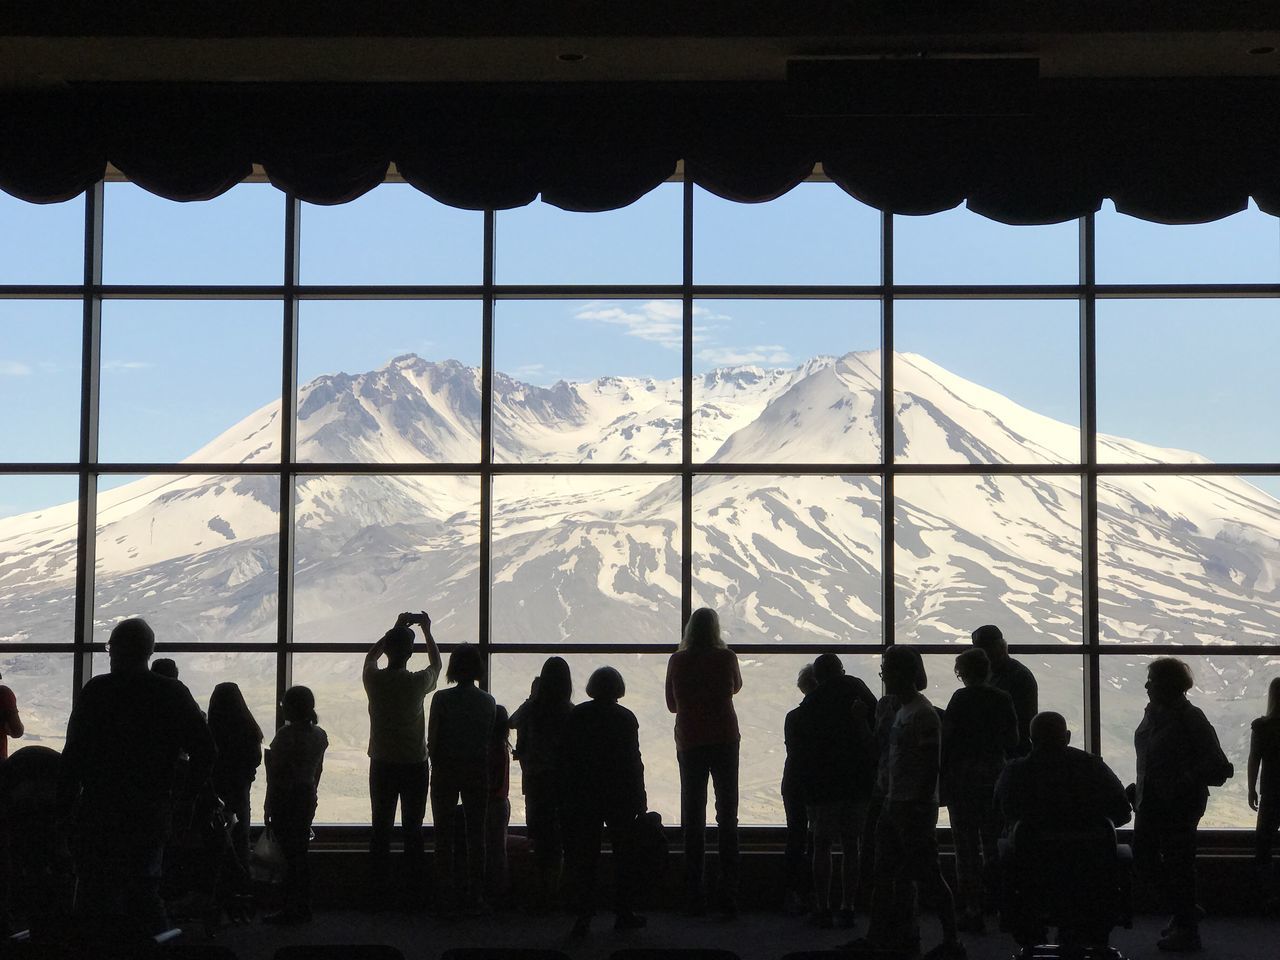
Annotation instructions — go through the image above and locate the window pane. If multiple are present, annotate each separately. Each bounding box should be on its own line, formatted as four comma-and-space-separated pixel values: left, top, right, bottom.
494, 300, 681, 464
99, 301, 283, 464
694, 182, 880, 285
93, 652, 276, 824
0, 192, 84, 285
1096, 200, 1280, 285
0, 476, 78, 645
692, 475, 882, 644
300, 185, 483, 285
895, 475, 1084, 644
291, 652, 374, 823
894, 207, 1079, 285
0, 300, 82, 462
0, 654, 74, 752
923, 652, 1084, 738
1098, 475, 1280, 644
693, 300, 881, 464
103, 183, 283, 285
894, 300, 1080, 465
293, 475, 480, 644
94, 473, 280, 644
1100, 653, 1279, 828
1097, 299, 1280, 465
298, 301, 482, 464
496, 184, 681, 285
490, 476, 680, 644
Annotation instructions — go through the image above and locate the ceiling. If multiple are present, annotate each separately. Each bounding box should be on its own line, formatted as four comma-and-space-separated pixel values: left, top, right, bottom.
3, 2, 1280, 87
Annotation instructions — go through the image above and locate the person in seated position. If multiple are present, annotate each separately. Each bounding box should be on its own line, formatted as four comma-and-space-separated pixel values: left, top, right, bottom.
995, 711, 1132, 947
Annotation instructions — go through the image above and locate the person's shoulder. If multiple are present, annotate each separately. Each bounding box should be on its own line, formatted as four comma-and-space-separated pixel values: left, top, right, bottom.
313, 725, 329, 747
1252, 715, 1279, 733
1009, 657, 1036, 678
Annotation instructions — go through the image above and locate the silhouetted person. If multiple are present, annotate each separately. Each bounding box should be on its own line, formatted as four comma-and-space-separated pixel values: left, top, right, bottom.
970, 624, 1038, 757
0, 668, 25, 761
1133, 657, 1232, 953
666, 606, 742, 916
996, 712, 1131, 947
264, 685, 327, 925
0, 746, 66, 935
207, 682, 263, 887
781, 662, 819, 915
486, 704, 512, 903
561, 666, 647, 936
509, 656, 574, 911
998, 712, 1131, 832
1248, 677, 1280, 905
791, 653, 877, 928
60, 617, 215, 933
150, 658, 180, 681
428, 643, 496, 915
942, 647, 1017, 931
363, 610, 441, 906
852, 647, 964, 960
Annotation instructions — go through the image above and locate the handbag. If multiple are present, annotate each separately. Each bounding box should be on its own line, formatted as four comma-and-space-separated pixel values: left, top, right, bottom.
249, 826, 287, 885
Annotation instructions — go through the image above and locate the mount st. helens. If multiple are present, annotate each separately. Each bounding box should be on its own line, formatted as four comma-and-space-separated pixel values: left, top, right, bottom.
2, 351, 1277, 824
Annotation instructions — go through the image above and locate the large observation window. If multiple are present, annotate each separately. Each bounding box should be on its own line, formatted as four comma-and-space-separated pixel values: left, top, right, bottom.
2, 176, 1278, 828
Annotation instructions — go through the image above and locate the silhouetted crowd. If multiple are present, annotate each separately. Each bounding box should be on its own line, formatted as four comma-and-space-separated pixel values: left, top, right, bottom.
1, 609, 1278, 959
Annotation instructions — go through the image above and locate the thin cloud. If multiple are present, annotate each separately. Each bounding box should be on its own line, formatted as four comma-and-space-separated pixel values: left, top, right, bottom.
697, 345, 794, 366
0, 361, 32, 376
574, 300, 682, 349
102, 360, 155, 371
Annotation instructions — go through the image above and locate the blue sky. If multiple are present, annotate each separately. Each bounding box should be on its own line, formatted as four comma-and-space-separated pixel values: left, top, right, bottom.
2, 182, 1279, 514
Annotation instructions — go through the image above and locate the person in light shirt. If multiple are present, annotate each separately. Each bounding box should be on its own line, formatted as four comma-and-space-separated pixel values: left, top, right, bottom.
362, 610, 441, 907
850, 646, 964, 960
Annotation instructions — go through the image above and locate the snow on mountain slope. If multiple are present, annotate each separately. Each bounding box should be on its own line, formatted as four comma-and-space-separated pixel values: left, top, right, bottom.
4, 349, 1279, 825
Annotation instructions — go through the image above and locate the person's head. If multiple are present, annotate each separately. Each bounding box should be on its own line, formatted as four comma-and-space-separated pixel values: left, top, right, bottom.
796, 663, 818, 697
150, 658, 179, 680
1146, 657, 1194, 707
970, 624, 1008, 664
1268, 677, 1280, 719
537, 656, 573, 705
954, 647, 991, 687
881, 647, 927, 697
680, 607, 724, 652
382, 624, 415, 666
493, 705, 510, 748
281, 685, 318, 725
446, 643, 484, 685
585, 666, 626, 702
108, 618, 155, 672
1029, 711, 1071, 751
812, 652, 845, 686
208, 682, 264, 743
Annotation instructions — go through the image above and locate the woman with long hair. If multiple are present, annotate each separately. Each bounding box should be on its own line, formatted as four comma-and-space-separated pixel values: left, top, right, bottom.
665, 607, 742, 916
509, 656, 574, 910
427, 643, 496, 915
264, 686, 327, 925
207, 682, 263, 879
1248, 676, 1280, 904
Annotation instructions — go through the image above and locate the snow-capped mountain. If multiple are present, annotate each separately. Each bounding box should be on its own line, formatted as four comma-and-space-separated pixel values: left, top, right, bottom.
2, 350, 1278, 824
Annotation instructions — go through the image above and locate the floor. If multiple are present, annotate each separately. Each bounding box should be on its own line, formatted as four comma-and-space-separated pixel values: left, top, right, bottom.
206, 909, 1279, 960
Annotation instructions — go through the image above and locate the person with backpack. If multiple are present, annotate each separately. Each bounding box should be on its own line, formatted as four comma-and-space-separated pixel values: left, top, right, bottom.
1132, 657, 1233, 953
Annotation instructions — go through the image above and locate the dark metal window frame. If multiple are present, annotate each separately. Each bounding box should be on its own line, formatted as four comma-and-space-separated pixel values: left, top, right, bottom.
3, 179, 1280, 822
